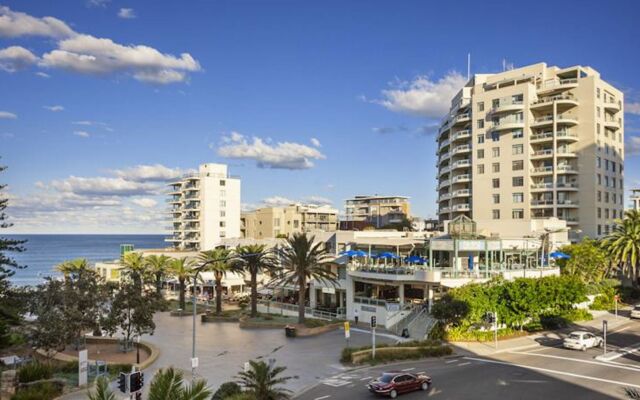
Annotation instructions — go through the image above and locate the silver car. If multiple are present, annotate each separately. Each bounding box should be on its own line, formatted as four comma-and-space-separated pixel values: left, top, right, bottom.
631, 304, 640, 319
563, 331, 603, 351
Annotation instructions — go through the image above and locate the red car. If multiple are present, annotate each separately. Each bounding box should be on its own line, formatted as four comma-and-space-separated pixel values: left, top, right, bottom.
368, 372, 432, 398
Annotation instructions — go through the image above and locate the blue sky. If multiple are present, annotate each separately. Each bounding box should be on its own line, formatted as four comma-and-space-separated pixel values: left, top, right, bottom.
1, 0, 639, 233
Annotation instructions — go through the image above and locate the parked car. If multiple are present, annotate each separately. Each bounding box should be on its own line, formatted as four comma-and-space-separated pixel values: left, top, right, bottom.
631, 304, 640, 319
563, 331, 603, 351
368, 372, 431, 398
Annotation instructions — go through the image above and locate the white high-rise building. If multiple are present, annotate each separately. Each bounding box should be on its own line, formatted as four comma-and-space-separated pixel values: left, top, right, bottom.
166, 163, 241, 251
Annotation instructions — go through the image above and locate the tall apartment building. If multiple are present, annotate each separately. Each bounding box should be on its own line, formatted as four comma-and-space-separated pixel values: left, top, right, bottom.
166, 163, 241, 251
241, 204, 338, 239
631, 189, 640, 211
436, 63, 624, 239
343, 195, 411, 229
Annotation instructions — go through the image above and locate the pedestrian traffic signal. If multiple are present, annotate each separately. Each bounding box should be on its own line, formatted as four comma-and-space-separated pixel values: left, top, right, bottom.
485, 312, 495, 324
371, 316, 377, 328
117, 372, 127, 393
129, 371, 144, 392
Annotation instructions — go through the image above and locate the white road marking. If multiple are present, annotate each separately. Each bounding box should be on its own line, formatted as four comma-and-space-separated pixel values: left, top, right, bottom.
401, 367, 415, 371
596, 342, 640, 362
509, 351, 640, 372
512, 379, 549, 383
314, 396, 331, 400
445, 359, 458, 364
457, 362, 471, 366
463, 356, 640, 389
360, 376, 372, 381
321, 378, 351, 387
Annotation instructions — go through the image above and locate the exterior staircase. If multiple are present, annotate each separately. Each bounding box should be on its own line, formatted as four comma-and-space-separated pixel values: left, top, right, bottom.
407, 310, 438, 340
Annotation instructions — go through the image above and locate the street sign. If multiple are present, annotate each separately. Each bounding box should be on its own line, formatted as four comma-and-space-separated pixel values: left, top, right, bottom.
344, 321, 350, 339
370, 316, 377, 328
78, 349, 88, 387
244, 362, 250, 373
191, 357, 199, 369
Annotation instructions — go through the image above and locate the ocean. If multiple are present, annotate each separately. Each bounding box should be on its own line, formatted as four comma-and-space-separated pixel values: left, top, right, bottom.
3, 234, 167, 286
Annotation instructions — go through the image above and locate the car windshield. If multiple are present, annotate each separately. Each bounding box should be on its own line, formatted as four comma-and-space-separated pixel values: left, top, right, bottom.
568, 333, 581, 340
380, 374, 395, 383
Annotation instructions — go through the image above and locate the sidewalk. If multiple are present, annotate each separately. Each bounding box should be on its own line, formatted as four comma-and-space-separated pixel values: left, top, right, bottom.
449, 310, 631, 356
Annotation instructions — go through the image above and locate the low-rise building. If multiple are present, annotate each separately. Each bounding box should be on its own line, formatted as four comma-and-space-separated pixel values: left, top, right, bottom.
343, 195, 410, 229
241, 204, 338, 239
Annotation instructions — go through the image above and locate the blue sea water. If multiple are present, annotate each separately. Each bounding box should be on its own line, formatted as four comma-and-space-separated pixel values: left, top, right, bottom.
4, 234, 167, 286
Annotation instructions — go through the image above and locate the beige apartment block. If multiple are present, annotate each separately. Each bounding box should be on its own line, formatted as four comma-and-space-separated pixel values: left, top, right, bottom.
344, 195, 411, 228
436, 63, 624, 240
241, 204, 338, 239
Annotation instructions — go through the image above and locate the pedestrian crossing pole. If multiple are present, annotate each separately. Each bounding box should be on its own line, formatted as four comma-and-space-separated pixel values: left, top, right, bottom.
371, 316, 377, 360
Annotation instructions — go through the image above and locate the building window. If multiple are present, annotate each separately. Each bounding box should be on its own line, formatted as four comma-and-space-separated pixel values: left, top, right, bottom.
478, 102, 484, 112
597, 157, 601, 168
605, 192, 610, 203
492, 178, 500, 188
477, 149, 485, 159
491, 131, 500, 142
274, 218, 280, 227
293, 220, 299, 228
597, 225, 601, 235
492, 210, 500, 219
220, 221, 226, 228
220, 190, 226, 197
220, 231, 226, 238
477, 134, 485, 144
597, 191, 602, 202
219, 200, 226, 207
512, 129, 523, 139
513, 193, 524, 203
512, 209, 524, 219
492, 147, 500, 157
597, 174, 601, 185
597, 107, 601, 118
477, 119, 485, 129
492, 99, 500, 108
220, 211, 226, 217
605, 176, 609, 187
512, 160, 524, 171
512, 144, 524, 155
597, 87, 601, 99
613, 193, 617, 203
597, 208, 601, 218
492, 162, 500, 173
220, 180, 226, 186
597, 123, 601, 135
492, 194, 500, 204
477, 164, 485, 174
605, 209, 610, 219
512, 177, 524, 187
612, 162, 616, 172
613, 209, 617, 219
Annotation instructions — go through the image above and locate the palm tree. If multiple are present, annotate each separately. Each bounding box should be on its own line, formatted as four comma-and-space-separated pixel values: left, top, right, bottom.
603, 210, 640, 286
168, 257, 196, 310
236, 360, 295, 400
88, 377, 115, 400
234, 244, 279, 318
198, 248, 242, 315
122, 252, 148, 288
276, 232, 337, 324
146, 254, 173, 295
56, 258, 91, 282
148, 367, 212, 400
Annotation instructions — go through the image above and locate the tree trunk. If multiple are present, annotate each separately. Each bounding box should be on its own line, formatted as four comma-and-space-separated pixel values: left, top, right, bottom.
156, 273, 162, 295
297, 276, 306, 324
250, 270, 258, 318
179, 278, 186, 310
216, 278, 223, 315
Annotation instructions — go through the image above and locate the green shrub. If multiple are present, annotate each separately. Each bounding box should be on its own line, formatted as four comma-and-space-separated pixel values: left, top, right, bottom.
17, 363, 54, 383
212, 381, 242, 399
56, 361, 79, 374
109, 363, 133, 377
445, 326, 521, 342
427, 321, 445, 341
590, 286, 616, 310
303, 319, 327, 328
11, 382, 63, 400
560, 308, 593, 322
341, 341, 451, 364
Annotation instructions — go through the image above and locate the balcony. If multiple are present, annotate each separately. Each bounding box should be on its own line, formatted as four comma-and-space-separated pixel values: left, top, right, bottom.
452, 144, 471, 155
451, 159, 471, 169
439, 138, 451, 150
531, 182, 554, 191
556, 182, 579, 190
531, 94, 579, 109
439, 165, 451, 176
439, 192, 452, 201
452, 203, 470, 212
537, 78, 579, 94
490, 99, 524, 114
531, 149, 553, 159
451, 130, 471, 142
439, 207, 451, 214
452, 189, 471, 198
556, 149, 577, 158
438, 179, 451, 189
166, 197, 183, 204
557, 131, 579, 142
531, 166, 553, 175
556, 165, 578, 174
604, 99, 621, 112
451, 113, 471, 126
530, 131, 554, 142
531, 199, 554, 207
556, 114, 579, 126
438, 152, 451, 163
452, 174, 471, 183
604, 118, 621, 130
490, 118, 525, 132
557, 199, 579, 207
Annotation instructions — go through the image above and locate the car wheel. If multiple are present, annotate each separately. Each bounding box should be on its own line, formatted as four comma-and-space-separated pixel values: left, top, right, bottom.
390, 389, 398, 398
599, 340, 604, 348
421, 382, 430, 391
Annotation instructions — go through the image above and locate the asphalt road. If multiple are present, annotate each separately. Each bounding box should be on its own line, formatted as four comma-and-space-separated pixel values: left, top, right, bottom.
296, 320, 640, 400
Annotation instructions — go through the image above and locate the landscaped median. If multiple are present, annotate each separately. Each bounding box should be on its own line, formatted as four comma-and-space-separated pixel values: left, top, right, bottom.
238, 314, 343, 336
340, 340, 453, 365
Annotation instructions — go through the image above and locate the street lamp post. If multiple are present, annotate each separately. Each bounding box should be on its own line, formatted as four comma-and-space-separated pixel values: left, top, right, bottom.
136, 335, 140, 364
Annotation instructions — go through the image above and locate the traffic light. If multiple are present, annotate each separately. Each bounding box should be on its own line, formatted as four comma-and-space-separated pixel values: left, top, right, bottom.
370, 316, 377, 328
129, 371, 144, 392
117, 372, 127, 393
485, 312, 495, 324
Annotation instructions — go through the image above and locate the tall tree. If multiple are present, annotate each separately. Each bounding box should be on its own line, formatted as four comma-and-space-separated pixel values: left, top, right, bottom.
122, 252, 148, 289
236, 360, 295, 400
0, 160, 26, 288
234, 244, 278, 318
145, 254, 172, 295
276, 233, 337, 324
167, 257, 194, 311
28, 278, 72, 355
558, 238, 612, 284
198, 248, 242, 315
603, 210, 640, 286
148, 367, 212, 400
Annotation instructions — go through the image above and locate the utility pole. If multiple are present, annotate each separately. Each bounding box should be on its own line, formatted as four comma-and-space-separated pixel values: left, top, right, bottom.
494, 311, 498, 350
603, 320, 608, 355
371, 316, 377, 360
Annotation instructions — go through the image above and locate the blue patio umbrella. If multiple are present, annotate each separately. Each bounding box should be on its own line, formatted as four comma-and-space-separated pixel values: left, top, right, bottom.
339, 250, 358, 257
352, 250, 368, 257
405, 255, 426, 264
549, 251, 571, 260
378, 252, 399, 259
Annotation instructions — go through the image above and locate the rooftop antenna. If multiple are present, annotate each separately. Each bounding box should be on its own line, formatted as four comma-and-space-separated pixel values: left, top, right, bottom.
467, 53, 471, 81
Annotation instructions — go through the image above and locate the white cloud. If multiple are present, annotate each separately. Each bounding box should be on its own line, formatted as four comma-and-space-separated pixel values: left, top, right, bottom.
217, 131, 326, 170
262, 196, 295, 206
49, 176, 158, 196
374, 71, 467, 118
0, 6, 75, 38
73, 130, 90, 137
44, 105, 64, 112
303, 195, 333, 205
131, 198, 157, 208
626, 136, 640, 156
112, 164, 187, 182
86, 0, 111, 8
310, 137, 321, 147
35, 71, 50, 78
118, 8, 136, 19
0, 46, 38, 72
40, 34, 201, 84
626, 102, 640, 115
0, 111, 17, 119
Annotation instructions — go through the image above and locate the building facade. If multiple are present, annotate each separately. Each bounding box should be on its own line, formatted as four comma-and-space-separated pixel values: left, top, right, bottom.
343, 195, 411, 229
241, 204, 338, 239
631, 189, 640, 211
436, 63, 624, 239
166, 163, 241, 251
